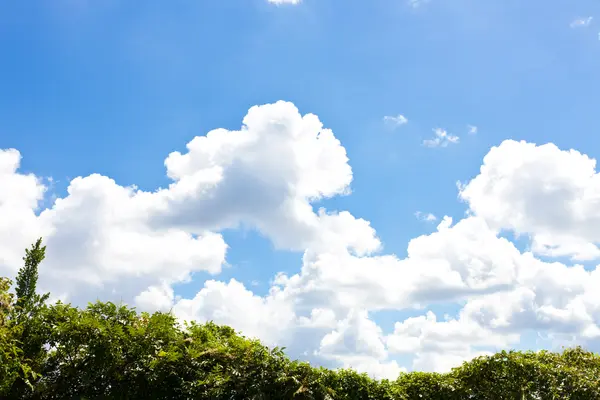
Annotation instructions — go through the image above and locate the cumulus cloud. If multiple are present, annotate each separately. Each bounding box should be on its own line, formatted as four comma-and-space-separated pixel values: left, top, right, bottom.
273, 214, 523, 321
386, 310, 511, 371
0, 101, 358, 305
154, 101, 353, 251
0, 150, 229, 307
173, 279, 296, 346
39, 175, 227, 304
318, 310, 405, 379
459, 140, 600, 261
423, 128, 459, 148
6, 103, 600, 377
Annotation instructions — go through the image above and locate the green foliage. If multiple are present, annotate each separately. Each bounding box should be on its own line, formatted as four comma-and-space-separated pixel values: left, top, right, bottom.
395, 371, 460, 399
450, 348, 600, 399
0, 277, 29, 395
15, 238, 48, 311
6, 239, 52, 398
2, 239, 600, 399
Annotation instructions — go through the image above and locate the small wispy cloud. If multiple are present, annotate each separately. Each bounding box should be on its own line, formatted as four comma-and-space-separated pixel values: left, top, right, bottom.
468, 125, 478, 135
268, 0, 301, 4
408, 0, 430, 8
415, 211, 437, 222
423, 128, 459, 148
383, 114, 408, 128
570, 16, 593, 28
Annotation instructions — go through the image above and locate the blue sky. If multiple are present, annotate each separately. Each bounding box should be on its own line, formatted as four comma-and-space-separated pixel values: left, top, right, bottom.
3, 0, 600, 376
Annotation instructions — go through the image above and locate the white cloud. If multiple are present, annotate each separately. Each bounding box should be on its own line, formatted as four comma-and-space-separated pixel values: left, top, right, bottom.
457, 255, 599, 340
0, 101, 355, 305
154, 101, 353, 251
423, 128, 459, 148
318, 310, 405, 379
459, 140, 600, 261
37, 175, 228, 304
173, 279, 296, 346
570, 17, 593, 28
275, 215, 523, 316
415, 211, 437, 222
0, 149, 46, 275
383, 114, 408, 128
298, 308, 338, 329
386, 310, 512, 371
135, 283, 175, 313
1, 151, 229, 306
320, 310, 388, 360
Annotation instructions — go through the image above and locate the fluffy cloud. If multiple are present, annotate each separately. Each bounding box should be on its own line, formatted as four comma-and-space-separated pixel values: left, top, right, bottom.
1, 101, 356, 305
458, 257, 600, 341
386, 310, 515, 371
460, 140, 600, 261
172, 279, 296, 346
320, 310, 387, 360
153, 101, 353, 251
5, 103, 600, 378
318, 310, 405, 379
276, 215, 523, 316
0, 165, 228, 305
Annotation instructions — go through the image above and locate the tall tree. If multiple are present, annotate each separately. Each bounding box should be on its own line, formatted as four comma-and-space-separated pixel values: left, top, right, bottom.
8, 238, 51, 398
14, 238, 49, 317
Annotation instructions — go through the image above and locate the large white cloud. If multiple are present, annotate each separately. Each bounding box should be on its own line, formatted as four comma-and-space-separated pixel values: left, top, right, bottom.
153, 101, 353, 251
5, 104, 600, 378
37, 174, 227, 304
0, 163, 228, 304
274, 215, 523, 317
460, 140, 600, 261
0, 101, 356, 304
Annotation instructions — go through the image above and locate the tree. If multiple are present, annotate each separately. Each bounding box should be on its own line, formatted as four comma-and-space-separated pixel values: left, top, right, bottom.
14, 238, 49, 318
6, 238, 51, 398
0, 277, 24, 395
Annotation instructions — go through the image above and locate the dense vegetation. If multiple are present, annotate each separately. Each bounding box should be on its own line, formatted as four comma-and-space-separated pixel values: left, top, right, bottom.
2, 240, 600, 399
